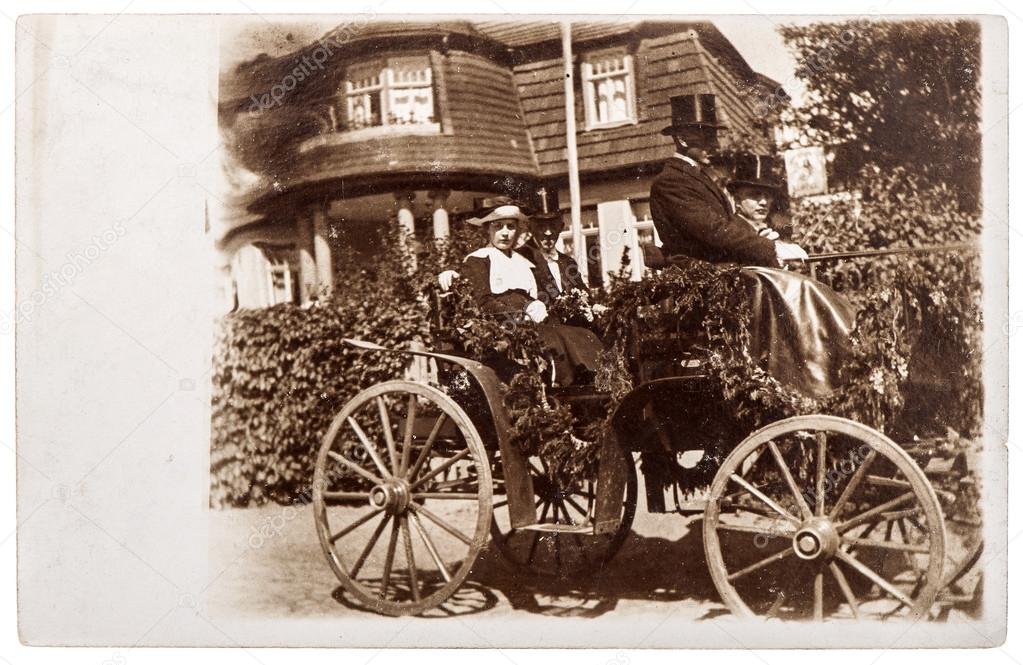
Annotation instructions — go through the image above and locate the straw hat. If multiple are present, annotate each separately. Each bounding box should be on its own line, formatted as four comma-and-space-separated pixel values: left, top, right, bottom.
465, 197, 531, 227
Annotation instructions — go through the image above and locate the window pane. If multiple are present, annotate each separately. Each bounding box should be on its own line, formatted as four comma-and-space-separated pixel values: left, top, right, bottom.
266, 262, 295, 305
612, 77, 627, 119
632, 200, 652, 222
389, 57, 431, 85
347, 62, 383, 91
636, 226, 657, 246
556, 210, 591, 247
596, 75, 629, 123
347, 92, 381, 128
344, 57, 434, 129
559, 232, 601, 286
596, 80, 609, 122
388, 85, 434, 125
584, 233, 603, 287
586, 54, 633, 126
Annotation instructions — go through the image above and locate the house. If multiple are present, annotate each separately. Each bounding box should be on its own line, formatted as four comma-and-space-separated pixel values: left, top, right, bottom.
216, 19, 782, 309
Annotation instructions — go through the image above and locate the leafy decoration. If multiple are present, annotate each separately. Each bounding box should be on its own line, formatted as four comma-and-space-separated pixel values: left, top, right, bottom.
212, 169, 981, 506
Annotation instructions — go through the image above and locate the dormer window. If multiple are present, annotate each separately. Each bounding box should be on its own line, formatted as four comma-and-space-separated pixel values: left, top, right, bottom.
581, 50, 637, 130
344, 56, 437, 132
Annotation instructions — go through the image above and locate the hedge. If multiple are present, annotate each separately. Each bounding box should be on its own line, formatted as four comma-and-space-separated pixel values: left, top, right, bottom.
209, 246, 434, 507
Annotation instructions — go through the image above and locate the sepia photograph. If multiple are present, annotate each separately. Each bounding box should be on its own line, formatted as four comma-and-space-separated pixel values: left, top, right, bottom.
10, 5, 1010, 651
209, 15, 991, 626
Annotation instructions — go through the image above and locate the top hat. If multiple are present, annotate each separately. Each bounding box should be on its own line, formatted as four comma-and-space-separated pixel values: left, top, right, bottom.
727, 154, 784, 191
465, 196, 532, 227
528, 210, 565, 229
527, 211, 566, 240
660, 94, 726, 144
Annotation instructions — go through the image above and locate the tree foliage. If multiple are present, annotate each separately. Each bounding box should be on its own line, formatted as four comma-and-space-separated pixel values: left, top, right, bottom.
790, 168, 983, 438
778, 19, 981, 210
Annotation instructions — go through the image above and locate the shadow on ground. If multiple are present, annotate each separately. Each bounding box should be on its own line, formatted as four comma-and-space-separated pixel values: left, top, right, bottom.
466, 524, 721, 618
332, 579, 501, 618
328, 526, 720, 618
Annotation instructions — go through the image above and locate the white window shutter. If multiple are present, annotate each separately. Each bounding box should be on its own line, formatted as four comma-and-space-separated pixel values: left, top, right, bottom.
581, 61, 595, 130
597, 200, 639, 284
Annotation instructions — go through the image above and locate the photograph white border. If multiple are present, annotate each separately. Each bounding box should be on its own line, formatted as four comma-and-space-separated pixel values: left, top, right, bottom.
4, 0, 1017, 660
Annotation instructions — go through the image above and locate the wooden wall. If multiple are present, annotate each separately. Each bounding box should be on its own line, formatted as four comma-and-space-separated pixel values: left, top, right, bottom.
513, 31, 773, 179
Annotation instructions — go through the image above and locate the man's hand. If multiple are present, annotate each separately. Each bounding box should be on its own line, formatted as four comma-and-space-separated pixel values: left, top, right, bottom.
775, 241, 809, 265
437, 270, 460, 291
525, 299, 548, 323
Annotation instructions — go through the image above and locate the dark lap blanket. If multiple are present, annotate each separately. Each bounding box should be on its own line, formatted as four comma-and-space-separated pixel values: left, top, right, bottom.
741, 267, 856, 399
536, 323, 602, 387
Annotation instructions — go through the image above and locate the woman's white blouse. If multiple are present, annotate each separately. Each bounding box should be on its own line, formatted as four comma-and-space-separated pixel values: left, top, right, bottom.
465, 247, 538, 298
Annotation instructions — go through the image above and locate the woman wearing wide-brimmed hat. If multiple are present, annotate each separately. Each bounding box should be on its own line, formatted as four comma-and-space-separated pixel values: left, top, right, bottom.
458, 199, 549, 323
442, 197, 602, 386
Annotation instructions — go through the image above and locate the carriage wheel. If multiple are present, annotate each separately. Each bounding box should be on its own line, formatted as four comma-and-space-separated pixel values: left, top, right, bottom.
703, 415, 946, 621
490, 449, 637, 578
313, 380, 493, 616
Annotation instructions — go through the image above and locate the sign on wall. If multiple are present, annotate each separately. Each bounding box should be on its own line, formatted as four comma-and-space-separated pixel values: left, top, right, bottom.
783, 146, 828, 198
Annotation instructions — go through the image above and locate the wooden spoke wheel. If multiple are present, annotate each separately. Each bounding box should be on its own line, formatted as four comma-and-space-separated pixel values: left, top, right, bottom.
312, 380, 493, 616
703, 415, 946, 621
490, 450, 637, 578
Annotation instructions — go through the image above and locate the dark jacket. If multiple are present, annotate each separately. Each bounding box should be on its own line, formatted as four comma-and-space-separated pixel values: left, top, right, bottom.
516, 243, 587, 305
649, 157, 778, 266
460, 253, 534, 318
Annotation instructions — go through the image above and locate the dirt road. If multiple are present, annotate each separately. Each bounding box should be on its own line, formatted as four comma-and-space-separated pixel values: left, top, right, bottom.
207, 501, 730, 621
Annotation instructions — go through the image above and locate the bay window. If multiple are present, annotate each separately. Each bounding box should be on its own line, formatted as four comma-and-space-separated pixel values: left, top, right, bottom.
343, 56, 437, 132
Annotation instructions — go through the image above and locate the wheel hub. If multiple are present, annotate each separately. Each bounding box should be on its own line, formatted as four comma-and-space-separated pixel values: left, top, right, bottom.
369, 479, 411, 515
792, 517, 839, 561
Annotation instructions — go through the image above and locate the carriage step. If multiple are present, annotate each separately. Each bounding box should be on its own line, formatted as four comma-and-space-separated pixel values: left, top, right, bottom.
519, 522, 595, 534
675, 498, 709, 514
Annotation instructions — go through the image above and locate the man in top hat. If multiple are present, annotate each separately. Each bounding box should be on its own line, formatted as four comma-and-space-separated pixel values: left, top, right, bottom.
517, 211, 588, 306
649, 94, 807, 267
727, 153, 789, 241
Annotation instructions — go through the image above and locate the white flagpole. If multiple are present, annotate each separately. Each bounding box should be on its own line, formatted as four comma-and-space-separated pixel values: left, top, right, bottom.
560, 21, 587, 284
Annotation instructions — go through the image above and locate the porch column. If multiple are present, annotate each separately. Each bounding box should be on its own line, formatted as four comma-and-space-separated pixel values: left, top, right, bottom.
428, 189, 450, 240
296, 210, 317, 304
312, 203, 333, 296
394, 191, 417, 270
394, 191, 416, 236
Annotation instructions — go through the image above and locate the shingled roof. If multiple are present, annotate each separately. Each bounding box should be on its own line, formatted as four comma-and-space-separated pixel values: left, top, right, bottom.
223, 19, 767, 104
220, 19, 778, 220
473, 20, 638, 47
473, 20, 764, 87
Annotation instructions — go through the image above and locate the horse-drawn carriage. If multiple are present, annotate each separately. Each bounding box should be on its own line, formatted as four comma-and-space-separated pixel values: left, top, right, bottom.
310, 265, 982, 621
